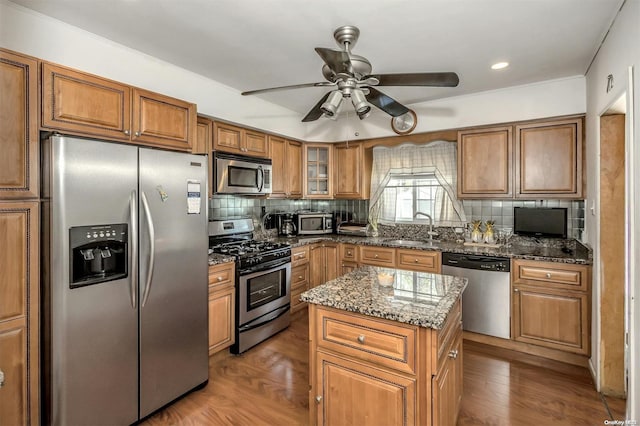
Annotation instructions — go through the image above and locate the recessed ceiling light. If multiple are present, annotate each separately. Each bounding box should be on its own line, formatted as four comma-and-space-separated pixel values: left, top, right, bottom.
491, 62, 509, 70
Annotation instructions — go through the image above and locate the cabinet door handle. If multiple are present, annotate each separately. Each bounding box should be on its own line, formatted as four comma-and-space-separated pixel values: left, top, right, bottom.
0, 369, 4, 388
448, 349, 459, 359
315, 395, 323, 404
217, 276, 223, 282
414, 258, 419, 263
514, 288, 519, 292
357, 335, 366, 344
374, 254, 379, 258
124, 129, 130, 136
347, 251, 352, 255
546, 273, 552, 278
298, 275, 303, 280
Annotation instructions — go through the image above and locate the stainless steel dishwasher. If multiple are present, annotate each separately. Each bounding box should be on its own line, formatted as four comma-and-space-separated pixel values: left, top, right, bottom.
442, 252, 511, 339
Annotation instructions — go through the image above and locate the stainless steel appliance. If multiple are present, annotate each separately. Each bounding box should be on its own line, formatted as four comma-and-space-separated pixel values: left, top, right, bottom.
213, 151, 272, 195
41, 135, 209, 425
208, 218, 291, 353
294, 211, 333, 235
442, 252, 511, 339
277, 213, 297, 237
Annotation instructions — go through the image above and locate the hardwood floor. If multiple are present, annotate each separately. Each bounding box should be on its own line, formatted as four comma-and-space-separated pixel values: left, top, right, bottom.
142, 311, 625, 425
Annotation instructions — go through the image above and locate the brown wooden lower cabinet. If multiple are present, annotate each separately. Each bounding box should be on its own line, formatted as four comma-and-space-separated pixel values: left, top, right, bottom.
511, 259, 590, 355
309, 243, 338, 287
309, 302, 462, 426
208, 262, 235, 355
397, 249, 441, 273
0, 201, 39, 425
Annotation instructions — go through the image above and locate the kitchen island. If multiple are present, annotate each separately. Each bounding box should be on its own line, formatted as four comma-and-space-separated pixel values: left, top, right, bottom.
301, 266, 467, 426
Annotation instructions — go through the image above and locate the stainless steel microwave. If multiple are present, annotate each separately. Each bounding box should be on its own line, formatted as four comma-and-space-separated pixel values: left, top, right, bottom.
213, 151, 272, 195
295, 212, 333, 235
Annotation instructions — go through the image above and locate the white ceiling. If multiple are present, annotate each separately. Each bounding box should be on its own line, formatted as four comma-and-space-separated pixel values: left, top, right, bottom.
11, 0, 623, 118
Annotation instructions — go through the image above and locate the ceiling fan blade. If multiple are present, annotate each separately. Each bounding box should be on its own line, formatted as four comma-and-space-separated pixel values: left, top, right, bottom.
242, 81, 335, 96
365, 87, 410, 117
366, 72, 460, 87
315, 47, 353, 75
302, 91, 333, 122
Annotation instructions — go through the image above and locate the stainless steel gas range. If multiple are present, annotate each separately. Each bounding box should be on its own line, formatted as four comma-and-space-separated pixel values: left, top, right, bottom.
209, 217, 291, 354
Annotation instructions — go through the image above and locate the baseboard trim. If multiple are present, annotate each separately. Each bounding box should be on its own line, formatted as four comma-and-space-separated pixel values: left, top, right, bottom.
463, 331, 590, 368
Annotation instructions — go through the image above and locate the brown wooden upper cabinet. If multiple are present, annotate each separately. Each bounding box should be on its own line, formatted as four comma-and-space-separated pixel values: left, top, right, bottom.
304, 144, 333, 199
457, 116, 584, 199
515, 118, 583, 198
457, 126, 513, 198
41, 62, 196, 151
212, 121, 268, 158
269, 136, 302, 198
0, 49, 39, 200
333, 142, 372, 200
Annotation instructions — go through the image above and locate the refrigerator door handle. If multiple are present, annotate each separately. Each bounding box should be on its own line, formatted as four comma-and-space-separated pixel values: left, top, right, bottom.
140, 191, 156, 308
130, 190, 138, 309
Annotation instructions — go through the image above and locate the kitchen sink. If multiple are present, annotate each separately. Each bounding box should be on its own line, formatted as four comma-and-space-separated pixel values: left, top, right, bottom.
384, 239, 440, 248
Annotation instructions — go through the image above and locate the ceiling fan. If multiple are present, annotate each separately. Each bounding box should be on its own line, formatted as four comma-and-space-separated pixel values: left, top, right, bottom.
241, 25, 460, 122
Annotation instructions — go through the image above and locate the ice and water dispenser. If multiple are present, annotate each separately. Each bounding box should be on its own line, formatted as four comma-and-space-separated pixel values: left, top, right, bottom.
69, 224, 128, 288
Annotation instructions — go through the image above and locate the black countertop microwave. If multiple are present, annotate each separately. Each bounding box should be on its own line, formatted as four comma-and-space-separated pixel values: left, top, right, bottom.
514, 207, 568, 238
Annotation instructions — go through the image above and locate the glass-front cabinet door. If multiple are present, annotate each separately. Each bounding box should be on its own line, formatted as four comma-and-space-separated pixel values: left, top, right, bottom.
304, 144, 333, 199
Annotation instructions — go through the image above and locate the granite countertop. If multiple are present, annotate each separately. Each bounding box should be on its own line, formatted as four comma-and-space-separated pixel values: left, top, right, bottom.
268, 234, 592, 265
300, 266, 467, 330
208, 253, 235, 266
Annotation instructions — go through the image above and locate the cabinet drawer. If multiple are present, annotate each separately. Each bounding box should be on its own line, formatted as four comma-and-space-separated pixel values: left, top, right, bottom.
316, 307, 416, 374
292, 264, 309, 290
512, 260, 589, 291
359, 246, 396, 267
208, 262, 235, 288
291, 246, 309, 266
397, 249, 440, 273
340, 243, 359, 262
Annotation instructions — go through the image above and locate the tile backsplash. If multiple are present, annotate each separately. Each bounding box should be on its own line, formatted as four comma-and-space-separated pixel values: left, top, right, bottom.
209, 195, 584, 240
461, 199, 585, 239
209, 195, 369, 224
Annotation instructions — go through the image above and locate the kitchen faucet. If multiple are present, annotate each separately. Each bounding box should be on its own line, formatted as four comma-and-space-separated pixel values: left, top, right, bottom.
414, 212, 435, 241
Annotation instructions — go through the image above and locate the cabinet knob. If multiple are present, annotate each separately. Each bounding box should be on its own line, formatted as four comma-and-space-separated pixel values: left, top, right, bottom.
315, 395, 323, 404
217, 276, 223, 282
546, 273, 552, 278
514, 288, 519, 292
124, 129, 130, 136
414, 258, 419, 263
448, 349, 459, 359
357, 335, 366, 344
134, 131, 141, 137
374, 254, 379, 258
298, 275, 303, 280
347, 251, 352, 255
0, 369, 4, 388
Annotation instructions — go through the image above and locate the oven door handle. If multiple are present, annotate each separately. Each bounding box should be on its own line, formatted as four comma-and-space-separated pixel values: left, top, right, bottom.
238, 304, 290, 332
239, 260, 291, 277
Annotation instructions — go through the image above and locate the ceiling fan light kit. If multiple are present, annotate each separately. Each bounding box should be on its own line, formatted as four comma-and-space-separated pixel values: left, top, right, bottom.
242, 25, 460, 123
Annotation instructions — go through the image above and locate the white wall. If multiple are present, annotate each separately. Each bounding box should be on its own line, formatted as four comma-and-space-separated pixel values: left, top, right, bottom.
0, 0, 585, 143
585, 0, 640, 419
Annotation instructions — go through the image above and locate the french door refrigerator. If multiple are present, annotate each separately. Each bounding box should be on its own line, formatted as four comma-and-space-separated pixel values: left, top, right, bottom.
41, 135, 209, 425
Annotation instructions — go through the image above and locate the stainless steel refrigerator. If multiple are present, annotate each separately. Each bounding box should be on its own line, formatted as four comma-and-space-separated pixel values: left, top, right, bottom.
41, 135, 209, 425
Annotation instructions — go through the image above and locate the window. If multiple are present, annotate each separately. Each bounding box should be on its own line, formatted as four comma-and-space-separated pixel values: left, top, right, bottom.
369, 142, 467, 227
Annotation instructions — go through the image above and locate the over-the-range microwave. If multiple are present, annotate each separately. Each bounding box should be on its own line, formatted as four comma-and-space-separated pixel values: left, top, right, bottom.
213, 151, 272, 195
